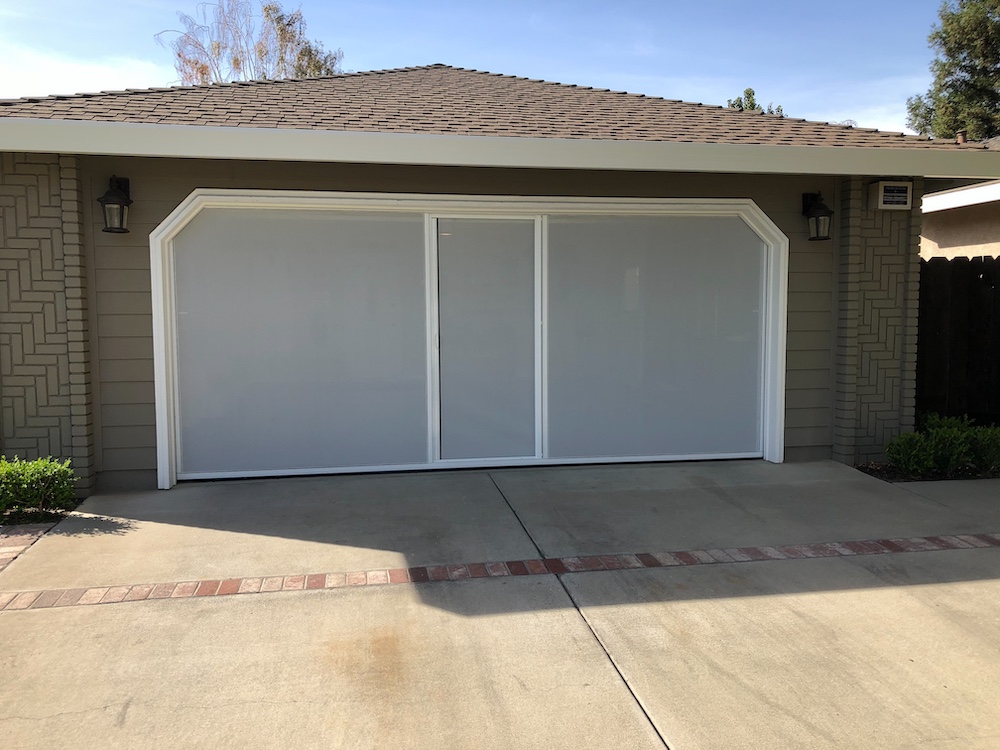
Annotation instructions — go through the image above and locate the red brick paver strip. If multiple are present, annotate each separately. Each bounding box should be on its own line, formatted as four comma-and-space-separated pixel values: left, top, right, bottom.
195, 580, 221, 597
260, 577, 284, 592
30, 590, 64, 609
101, 586, 132, 604
124, 584, 155, 602
485, 562, 510, 577
7, 592, 40, 610
956, 534, 993, 548
170, 582, 199, 598
305, 574, 327, 590
79, 588, 110, 605
524, 559, 548, 575
217, 579, 243, 596
465, 563, 490, 579
148, 583, 177, 599
4, 532, 1000, 613
506, 560, 530, 576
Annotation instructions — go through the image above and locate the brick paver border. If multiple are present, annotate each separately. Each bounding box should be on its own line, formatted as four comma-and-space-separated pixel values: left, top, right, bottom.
0, 524, 54, 575
2, 532, 999, 613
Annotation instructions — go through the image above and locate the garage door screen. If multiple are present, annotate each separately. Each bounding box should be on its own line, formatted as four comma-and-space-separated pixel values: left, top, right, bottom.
157, 195, 781, 484
172, 209, 427, 474
546, 215, 765, 457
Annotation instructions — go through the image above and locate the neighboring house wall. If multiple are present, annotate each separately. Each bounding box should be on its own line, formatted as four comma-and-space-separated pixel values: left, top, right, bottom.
0, 153, 95, 493
921, 202, 1000, 260
835, 177, 923, 465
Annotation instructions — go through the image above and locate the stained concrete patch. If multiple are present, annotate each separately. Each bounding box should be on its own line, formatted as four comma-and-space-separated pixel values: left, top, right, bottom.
0, 471, 539, 591
562, 549, 1000, 750
0, 576, 664, 750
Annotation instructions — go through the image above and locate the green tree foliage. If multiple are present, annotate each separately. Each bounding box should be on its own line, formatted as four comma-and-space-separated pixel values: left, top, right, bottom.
906, 0, 1000, 139
157, 0, 343, 85
727, 87, 784, 116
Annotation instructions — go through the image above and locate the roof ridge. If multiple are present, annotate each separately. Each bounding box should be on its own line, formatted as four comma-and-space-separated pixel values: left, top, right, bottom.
407, 65, 937, 140
0, 64, 454, 106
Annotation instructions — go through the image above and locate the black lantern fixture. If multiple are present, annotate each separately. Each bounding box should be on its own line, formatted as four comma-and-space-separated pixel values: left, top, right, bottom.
97, 176, 132, 233
802, 192, 834, 241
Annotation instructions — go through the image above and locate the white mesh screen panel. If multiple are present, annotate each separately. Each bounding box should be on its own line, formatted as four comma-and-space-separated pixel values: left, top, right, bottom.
173, 208, 428, 474
437, 219, 536, 459
546, 215, 765, 458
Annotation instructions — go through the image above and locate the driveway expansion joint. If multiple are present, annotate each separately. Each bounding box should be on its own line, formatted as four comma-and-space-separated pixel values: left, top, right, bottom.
2, 532, 998, 613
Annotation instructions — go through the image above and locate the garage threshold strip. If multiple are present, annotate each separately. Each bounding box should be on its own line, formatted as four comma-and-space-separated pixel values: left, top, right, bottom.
3, 532, 1000, 612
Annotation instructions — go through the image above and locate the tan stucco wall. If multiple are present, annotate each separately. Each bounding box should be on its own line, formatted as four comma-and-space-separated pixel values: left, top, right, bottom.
921, 201, 1000, 260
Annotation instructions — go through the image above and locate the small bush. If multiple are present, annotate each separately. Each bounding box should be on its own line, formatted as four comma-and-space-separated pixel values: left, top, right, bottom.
922, 413, 974, 432
884, 413, 1000, 479
926, 427, 972, 475
969, 427, 1000, 474
0, 456, 77, 515
885, 432, 933, 478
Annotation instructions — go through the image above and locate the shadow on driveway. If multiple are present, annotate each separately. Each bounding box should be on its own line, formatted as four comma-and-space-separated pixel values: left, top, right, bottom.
3, 459, 1000, 615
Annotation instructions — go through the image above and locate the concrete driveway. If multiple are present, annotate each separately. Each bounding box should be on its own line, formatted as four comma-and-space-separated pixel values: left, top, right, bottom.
2, 460, 1000, 749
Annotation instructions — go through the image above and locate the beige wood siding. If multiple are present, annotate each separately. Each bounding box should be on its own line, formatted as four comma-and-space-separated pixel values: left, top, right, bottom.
81, 156, 837, 483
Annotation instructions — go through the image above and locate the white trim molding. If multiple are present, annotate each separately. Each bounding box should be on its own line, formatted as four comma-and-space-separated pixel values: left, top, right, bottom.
6, 117, 1000, 178
150, 189, 789, 489
922, 179, 1000, 213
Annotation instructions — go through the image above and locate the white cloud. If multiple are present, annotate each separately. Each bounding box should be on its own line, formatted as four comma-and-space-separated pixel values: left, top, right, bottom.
0, 40, 176, 99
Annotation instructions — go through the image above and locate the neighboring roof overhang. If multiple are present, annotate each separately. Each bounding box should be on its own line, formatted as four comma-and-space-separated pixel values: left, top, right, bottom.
3, 117, 1000, 178
922, 179, 1000, 212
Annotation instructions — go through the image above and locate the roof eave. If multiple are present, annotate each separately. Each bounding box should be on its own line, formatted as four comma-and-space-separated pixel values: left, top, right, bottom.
2, 118, 999, 179
922, 179, 1000, 212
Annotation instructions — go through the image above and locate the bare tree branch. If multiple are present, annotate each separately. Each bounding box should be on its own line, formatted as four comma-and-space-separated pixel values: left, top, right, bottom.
156, 0, 343, 85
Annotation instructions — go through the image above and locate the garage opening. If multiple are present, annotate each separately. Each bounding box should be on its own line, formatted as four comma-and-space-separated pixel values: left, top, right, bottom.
151, 192, 787, 488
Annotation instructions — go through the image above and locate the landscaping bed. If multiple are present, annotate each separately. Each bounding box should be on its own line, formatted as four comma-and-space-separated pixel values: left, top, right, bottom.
860, 414, 1000, 483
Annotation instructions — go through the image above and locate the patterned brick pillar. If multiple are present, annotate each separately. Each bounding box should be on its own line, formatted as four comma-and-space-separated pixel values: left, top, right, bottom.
0, 153, 95, 494
834, 176, 923, 464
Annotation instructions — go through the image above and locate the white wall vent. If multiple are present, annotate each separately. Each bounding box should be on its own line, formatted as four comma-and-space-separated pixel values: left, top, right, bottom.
870, 181, 913, 210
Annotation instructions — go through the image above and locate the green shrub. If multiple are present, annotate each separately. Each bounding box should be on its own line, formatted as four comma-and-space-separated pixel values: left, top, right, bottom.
0, 456, 77, 514
921, 413, 974, 431
926, 426, 972, 475
969, 427, 1000, 474
885, 432, 933, 477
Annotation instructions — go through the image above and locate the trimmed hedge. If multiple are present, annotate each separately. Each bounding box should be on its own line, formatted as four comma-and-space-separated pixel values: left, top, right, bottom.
885, 414, 1000, 480
0, 457, 77, 515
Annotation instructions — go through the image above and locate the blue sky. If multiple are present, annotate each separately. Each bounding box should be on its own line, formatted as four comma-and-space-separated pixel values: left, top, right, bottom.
0, 0, 943, 133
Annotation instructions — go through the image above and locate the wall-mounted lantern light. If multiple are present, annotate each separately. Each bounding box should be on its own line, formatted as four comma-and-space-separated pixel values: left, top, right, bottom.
801, 192, 834, 241
97, 176, 132, 233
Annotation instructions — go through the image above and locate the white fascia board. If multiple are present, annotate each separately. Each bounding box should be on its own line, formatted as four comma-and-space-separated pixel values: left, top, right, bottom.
922, 179, 1000, 212
5, 117, 1000, 178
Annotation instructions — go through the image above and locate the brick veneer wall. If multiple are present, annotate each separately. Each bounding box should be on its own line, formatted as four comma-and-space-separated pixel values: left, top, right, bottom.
834, 176, 924, 464
0, 153, 94, 494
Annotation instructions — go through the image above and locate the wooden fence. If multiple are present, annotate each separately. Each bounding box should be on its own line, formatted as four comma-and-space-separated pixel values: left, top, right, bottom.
916, 256, 1000, 426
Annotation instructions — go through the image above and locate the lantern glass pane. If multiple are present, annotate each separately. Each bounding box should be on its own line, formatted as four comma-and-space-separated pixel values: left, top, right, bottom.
104, 203, 123, 230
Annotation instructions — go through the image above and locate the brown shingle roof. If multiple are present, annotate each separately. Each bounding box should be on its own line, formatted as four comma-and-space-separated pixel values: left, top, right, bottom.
0, 64, 981, 150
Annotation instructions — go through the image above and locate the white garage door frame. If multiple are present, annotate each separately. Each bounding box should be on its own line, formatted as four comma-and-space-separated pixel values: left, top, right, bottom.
150, 189, 788, 489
